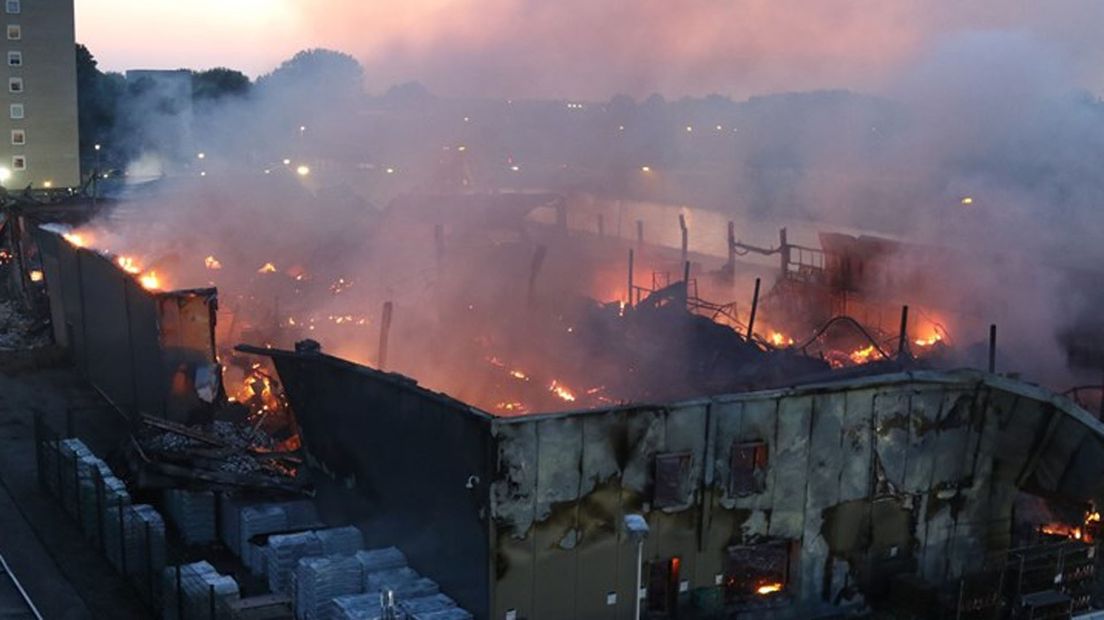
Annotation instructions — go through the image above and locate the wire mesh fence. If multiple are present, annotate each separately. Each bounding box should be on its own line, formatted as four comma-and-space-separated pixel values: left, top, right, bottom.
33, 413, 236, 619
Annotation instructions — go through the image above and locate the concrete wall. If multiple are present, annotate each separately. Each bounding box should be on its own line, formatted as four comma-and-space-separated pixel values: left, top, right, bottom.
34, 227, 218, 421
261, 349, 496, 619
489, 371, 1104, 620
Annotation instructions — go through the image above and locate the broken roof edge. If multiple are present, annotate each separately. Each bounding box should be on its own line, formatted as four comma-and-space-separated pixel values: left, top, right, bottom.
234, 343, 497, 422
234, 342, 1104, 439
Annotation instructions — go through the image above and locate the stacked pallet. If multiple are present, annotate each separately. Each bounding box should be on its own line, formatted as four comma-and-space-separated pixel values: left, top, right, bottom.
164, 489, 217, 544
219, 496, 322, 575
104, 503, 166, 578
77, 453, 129, 546
293, 554, 363, 620
317, 526, 364, 556
398, 594, 461, 617
56, 438, 93, 514
162, 561, 241, 620
266, 531, 324, 594
364, 567, 439, 600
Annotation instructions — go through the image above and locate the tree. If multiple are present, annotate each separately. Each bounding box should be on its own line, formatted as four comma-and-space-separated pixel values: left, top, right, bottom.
192, 68, 251, 101
75, 44, 124, 172
256, 49, 364, 100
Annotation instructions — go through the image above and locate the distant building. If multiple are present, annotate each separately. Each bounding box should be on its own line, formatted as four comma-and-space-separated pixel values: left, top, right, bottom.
0, 0, 80, 189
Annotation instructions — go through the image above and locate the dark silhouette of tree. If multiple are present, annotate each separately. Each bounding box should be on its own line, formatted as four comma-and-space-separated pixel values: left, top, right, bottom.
75, 44, 124, 172
192, 68, 251, 101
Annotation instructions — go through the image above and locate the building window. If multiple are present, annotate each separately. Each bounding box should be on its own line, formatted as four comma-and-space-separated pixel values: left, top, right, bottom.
11, 129, 23, 145
7, 51, 19, 66
729, 441, 768, 496
9, 103, 22, 119
5, 0, 19, 14
6, 24, 19, 40
8, 77, 21, 93
12, 155, 25, 171
653, 452, 693, 508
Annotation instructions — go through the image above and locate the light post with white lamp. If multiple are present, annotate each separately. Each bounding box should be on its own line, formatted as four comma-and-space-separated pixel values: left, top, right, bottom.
624, 514, 649, 620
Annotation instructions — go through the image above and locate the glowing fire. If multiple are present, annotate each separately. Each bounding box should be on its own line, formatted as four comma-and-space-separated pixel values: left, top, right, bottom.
117, 256, 142, 274
29, 269, 44, 282
257, 262, 277, 274
756, 582, 783, 595
549, 380, 576, 402
914, 333, 942, 347
62, 232, 88, 247
495, 401, 528, 413
509, 370, 529, 381
769, 331, 794, 347
204, 255, 222, 270
849, 345, 880, 365
1040, 508, 1102, 543
139, 271, 162, 291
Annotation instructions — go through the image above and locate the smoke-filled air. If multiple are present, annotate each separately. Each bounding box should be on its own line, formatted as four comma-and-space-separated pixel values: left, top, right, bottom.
66, 1, 1104, 413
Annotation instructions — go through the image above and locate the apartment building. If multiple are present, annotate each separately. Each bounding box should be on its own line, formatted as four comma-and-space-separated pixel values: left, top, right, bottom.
1, 0, 79, 189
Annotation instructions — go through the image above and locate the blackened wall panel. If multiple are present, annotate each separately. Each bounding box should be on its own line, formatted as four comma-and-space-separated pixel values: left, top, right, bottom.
269, 352, 493, 619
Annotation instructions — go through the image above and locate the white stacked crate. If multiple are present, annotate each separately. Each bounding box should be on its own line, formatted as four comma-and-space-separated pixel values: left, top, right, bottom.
161, 561, 241, 620
293, 554, 363, 620
164, 489, 217, 544
57, 438, 92, 514
104, 503, 164, 576
317, 526, 363, 556
410, 609, 473, 620
411, 609, 473, 620
219, 496, 321, 576
354, 548, 407, 575
266, 531, 323, 594
397, 594, 458, 617
77, 454, 124, 546
326, 593, 382, 620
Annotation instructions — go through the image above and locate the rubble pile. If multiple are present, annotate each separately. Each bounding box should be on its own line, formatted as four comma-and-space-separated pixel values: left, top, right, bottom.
0, 299, 50, 350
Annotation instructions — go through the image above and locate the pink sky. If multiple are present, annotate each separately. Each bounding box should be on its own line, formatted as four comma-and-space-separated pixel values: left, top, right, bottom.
76, 0, 1104, 99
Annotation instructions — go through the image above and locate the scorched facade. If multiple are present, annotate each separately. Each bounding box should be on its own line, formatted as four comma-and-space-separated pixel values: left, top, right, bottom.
257, 343, 1104, 620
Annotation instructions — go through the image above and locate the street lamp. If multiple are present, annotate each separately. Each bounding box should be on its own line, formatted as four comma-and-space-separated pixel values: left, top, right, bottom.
624, 514, 649, 620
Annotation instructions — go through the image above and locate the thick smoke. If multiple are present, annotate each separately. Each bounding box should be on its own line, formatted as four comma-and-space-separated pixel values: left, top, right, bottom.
70, 23, 1104, 402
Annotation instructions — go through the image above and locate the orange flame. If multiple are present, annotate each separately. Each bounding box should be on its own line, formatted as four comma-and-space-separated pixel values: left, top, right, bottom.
770, 331, 794, 347
139, 271, 162, 291
63, 232, 88, 247
117, 255, 142, 274
257, 262, 277, 274
549, 380, 576, 402
756, 582, 783, 595
204, 255, 222, 270
849, 345, 879, 365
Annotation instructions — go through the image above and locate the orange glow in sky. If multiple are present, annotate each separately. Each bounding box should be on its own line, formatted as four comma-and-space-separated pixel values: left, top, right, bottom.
76, 0, 1104, 99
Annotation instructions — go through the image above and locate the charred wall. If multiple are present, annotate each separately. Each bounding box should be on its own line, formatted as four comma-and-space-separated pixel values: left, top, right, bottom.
33, 226, 218, 422
259, 348, 496, 619
489, 371, 1104, 619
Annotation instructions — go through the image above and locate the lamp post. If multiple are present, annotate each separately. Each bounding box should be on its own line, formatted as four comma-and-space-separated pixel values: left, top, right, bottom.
624, 514, 649, 620
92, 144, 101, 208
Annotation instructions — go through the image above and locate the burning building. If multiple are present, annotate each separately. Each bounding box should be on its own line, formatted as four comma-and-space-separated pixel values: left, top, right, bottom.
246, 342, 1104, 619
24, 190, 1104, 618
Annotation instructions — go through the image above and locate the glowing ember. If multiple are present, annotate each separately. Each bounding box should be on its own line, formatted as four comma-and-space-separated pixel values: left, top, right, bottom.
204, 255, 222, 270
139, 271, 162, 290
62, 232, 88, 247
117, 256, 142, 274
849, 345, 880, 365
28, 269, 43, 282
1041, 522, 1084, 541
549, 380, 576, 402
770, 331, 794, 347
257, 262, 277, 274
914, 333, 942, 347
495, 401, 528, 413
509, 370, 529, 381
756, 582, 783, 595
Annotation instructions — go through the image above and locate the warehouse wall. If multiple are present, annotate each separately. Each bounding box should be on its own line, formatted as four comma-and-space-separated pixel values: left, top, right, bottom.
33, 227, 218, 422
263, 349, 496, 619
489, 371, 1104, 620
